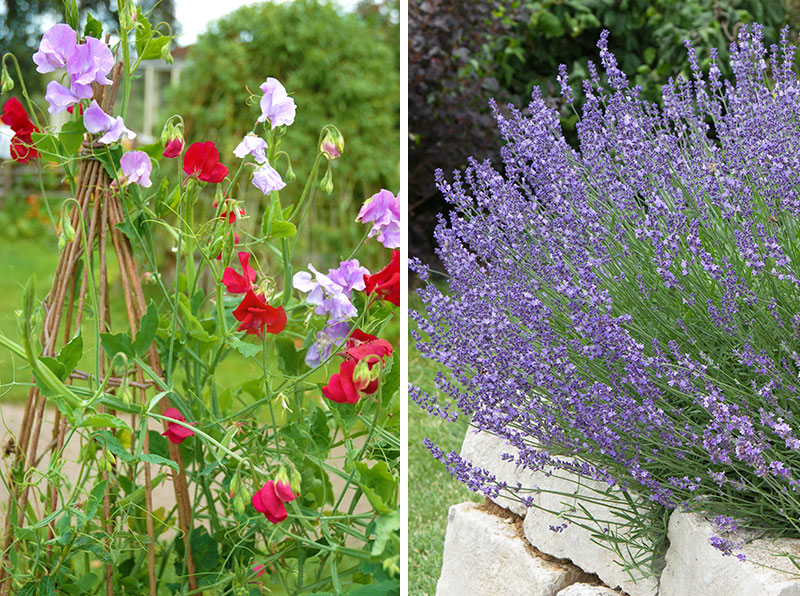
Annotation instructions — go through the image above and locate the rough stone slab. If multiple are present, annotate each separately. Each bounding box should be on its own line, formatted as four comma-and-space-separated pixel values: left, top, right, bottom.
556, 584, 622, 596
437, 502, 584, 596
660, 511, 800, 596
460, 430, 657, 596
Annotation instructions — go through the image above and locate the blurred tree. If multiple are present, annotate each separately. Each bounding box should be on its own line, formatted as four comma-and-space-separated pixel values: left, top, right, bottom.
168, 0, 400, 203
0, 0, 177, 96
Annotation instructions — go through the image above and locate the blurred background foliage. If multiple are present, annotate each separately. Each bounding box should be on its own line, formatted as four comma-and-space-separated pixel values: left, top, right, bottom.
409, 0, 800, 266
168, 0, 400, 225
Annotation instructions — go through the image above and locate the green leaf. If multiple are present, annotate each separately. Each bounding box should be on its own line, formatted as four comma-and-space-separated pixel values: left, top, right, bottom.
371, 510, 399, 557
535, 9, 565, 38
100, 332, 134, 359
381, 356, 399, 406
140, 452, 178, 471
91, 430, 134, 462
355, 461, 396, 514
84, 14, 103, 39
269, 220, 297, 239
345, 580, 399, 596
39, 356, 66, 381
80, 414, 131, 430
230, 336, 262, 358
59, 119, 86, 157
81, 479, 108, 523
31, 131, 60, 160
134, 301, 159, 357
138, 140, 165, 161
276, 336, 302, 375
57, 332, 83, 375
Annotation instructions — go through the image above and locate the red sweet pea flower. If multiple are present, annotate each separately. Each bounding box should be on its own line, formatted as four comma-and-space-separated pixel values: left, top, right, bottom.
251, 480, 296, 524
222, 251, 256, 294
2, 97, 40, 163
364, 250, 399, 306
183, 141, 229, 183
322, 336, 394, 404
232, 290, 287, 336
162, 407, 195, 444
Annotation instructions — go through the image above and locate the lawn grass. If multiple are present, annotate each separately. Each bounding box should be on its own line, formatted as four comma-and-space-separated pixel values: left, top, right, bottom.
408, 295, 481, 596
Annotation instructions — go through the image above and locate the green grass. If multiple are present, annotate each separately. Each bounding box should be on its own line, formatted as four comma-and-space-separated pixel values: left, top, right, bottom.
408, 296, 481, 596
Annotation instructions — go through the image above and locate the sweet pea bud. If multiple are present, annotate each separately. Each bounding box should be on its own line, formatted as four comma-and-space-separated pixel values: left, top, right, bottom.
320, 164, 334, 194
58, 206, 76, 252
119, 1, 134, 31
276, 466, 290, 488
320, 130, 344, 160
161, 122, 184, 157
1, 63, 14, 94
229, 472, 241, 496
285, 159, 296, 183
233, 493, 246, 515
352, 358, 375, 391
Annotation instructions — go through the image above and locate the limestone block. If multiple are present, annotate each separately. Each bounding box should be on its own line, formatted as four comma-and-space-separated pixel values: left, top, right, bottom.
660, 511, 800, 596
460, 430, 658, 596
437, 502, 584, 596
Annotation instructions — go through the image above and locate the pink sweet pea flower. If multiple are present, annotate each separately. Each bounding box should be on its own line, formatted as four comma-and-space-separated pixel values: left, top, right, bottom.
253, 564, 266, 577
251, 161, 285, 194
163, 138, 184, 158
33, 24, 78, 73
258, 77, 296, 128
162, 407, 195, 444
356, 189, 400, 249
84, 100, 136, 144
67, 36, 114, 87
45, 81, 81, 114
222, 252, 256, 294
233, 133, 268, 163
120, 151, 153, 188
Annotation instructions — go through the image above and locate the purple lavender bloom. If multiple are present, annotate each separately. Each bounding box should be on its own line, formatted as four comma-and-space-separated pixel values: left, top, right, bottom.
84, 100, 136, 144
45, 81, 81, 114
33, 24, 78, 73
293, 260, 369, 323
120, 151, 152, 188
356, 189, 400, 249
305, 322, 349, 368
251, 161, 285, 194
67, 37, 114, 87
258, 77, 296, 128
233, 133, 268, 163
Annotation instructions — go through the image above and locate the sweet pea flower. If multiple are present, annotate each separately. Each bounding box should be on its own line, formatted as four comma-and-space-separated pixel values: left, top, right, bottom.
183, 141, 229, 183
232, 290, 287, 336
251, 161, 286, 194
32, 24, 78, 73
2, 97, 39, 163
162, 407, 195, 444
364, 250, 399, 306
356, 189, 400, 249
222, 252, 256, 294
120, 151, 153, 188
293, 260, 370, 323
233, 133, 268, 163
305, 321, 349, 368
253, 564, 266, 577
251, 480, 296, 524
163, 137, 184, 158
44, 81, 82, 114
67, 36, 114, 87
258, 77, 296, 128
322, 337, 394, 404
83, 100, 136, 144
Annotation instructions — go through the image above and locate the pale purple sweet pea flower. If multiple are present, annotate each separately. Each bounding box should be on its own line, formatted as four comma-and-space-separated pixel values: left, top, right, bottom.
305, 321, 349, 368
251, 161, 286, 194
67, 37, 114, 87
258, 77, 296, 128
293, 262, 365, 323
84, 100, 136, 144
356, 189, 400, 249
45, 81, 81, 114
120, 151, 152, 188
234, 133, 268, 163
33, 24, 78, 73
328, 259, 369, 293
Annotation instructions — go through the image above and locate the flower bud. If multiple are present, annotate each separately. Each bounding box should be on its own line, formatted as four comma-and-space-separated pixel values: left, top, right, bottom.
320, 165, 333, 194
1, 63, 14, 94
352, 358, 376, 391
161, 122, 184, 158
320, 129, 344, 160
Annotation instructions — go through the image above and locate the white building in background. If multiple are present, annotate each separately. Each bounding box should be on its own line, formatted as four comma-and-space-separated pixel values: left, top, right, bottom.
0, 125, 11, 160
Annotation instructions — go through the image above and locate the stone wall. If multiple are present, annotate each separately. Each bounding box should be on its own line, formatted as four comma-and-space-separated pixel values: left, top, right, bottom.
437, 430, 800, 596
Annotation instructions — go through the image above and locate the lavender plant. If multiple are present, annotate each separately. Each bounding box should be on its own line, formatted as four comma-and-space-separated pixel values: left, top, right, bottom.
413, 23, 800, 573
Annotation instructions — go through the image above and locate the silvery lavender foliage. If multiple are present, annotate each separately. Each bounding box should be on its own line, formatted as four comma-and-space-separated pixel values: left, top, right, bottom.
413, 24, 800, 539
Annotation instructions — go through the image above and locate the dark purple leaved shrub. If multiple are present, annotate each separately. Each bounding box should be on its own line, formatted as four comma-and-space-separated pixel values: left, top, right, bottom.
413, 24, 800, 547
